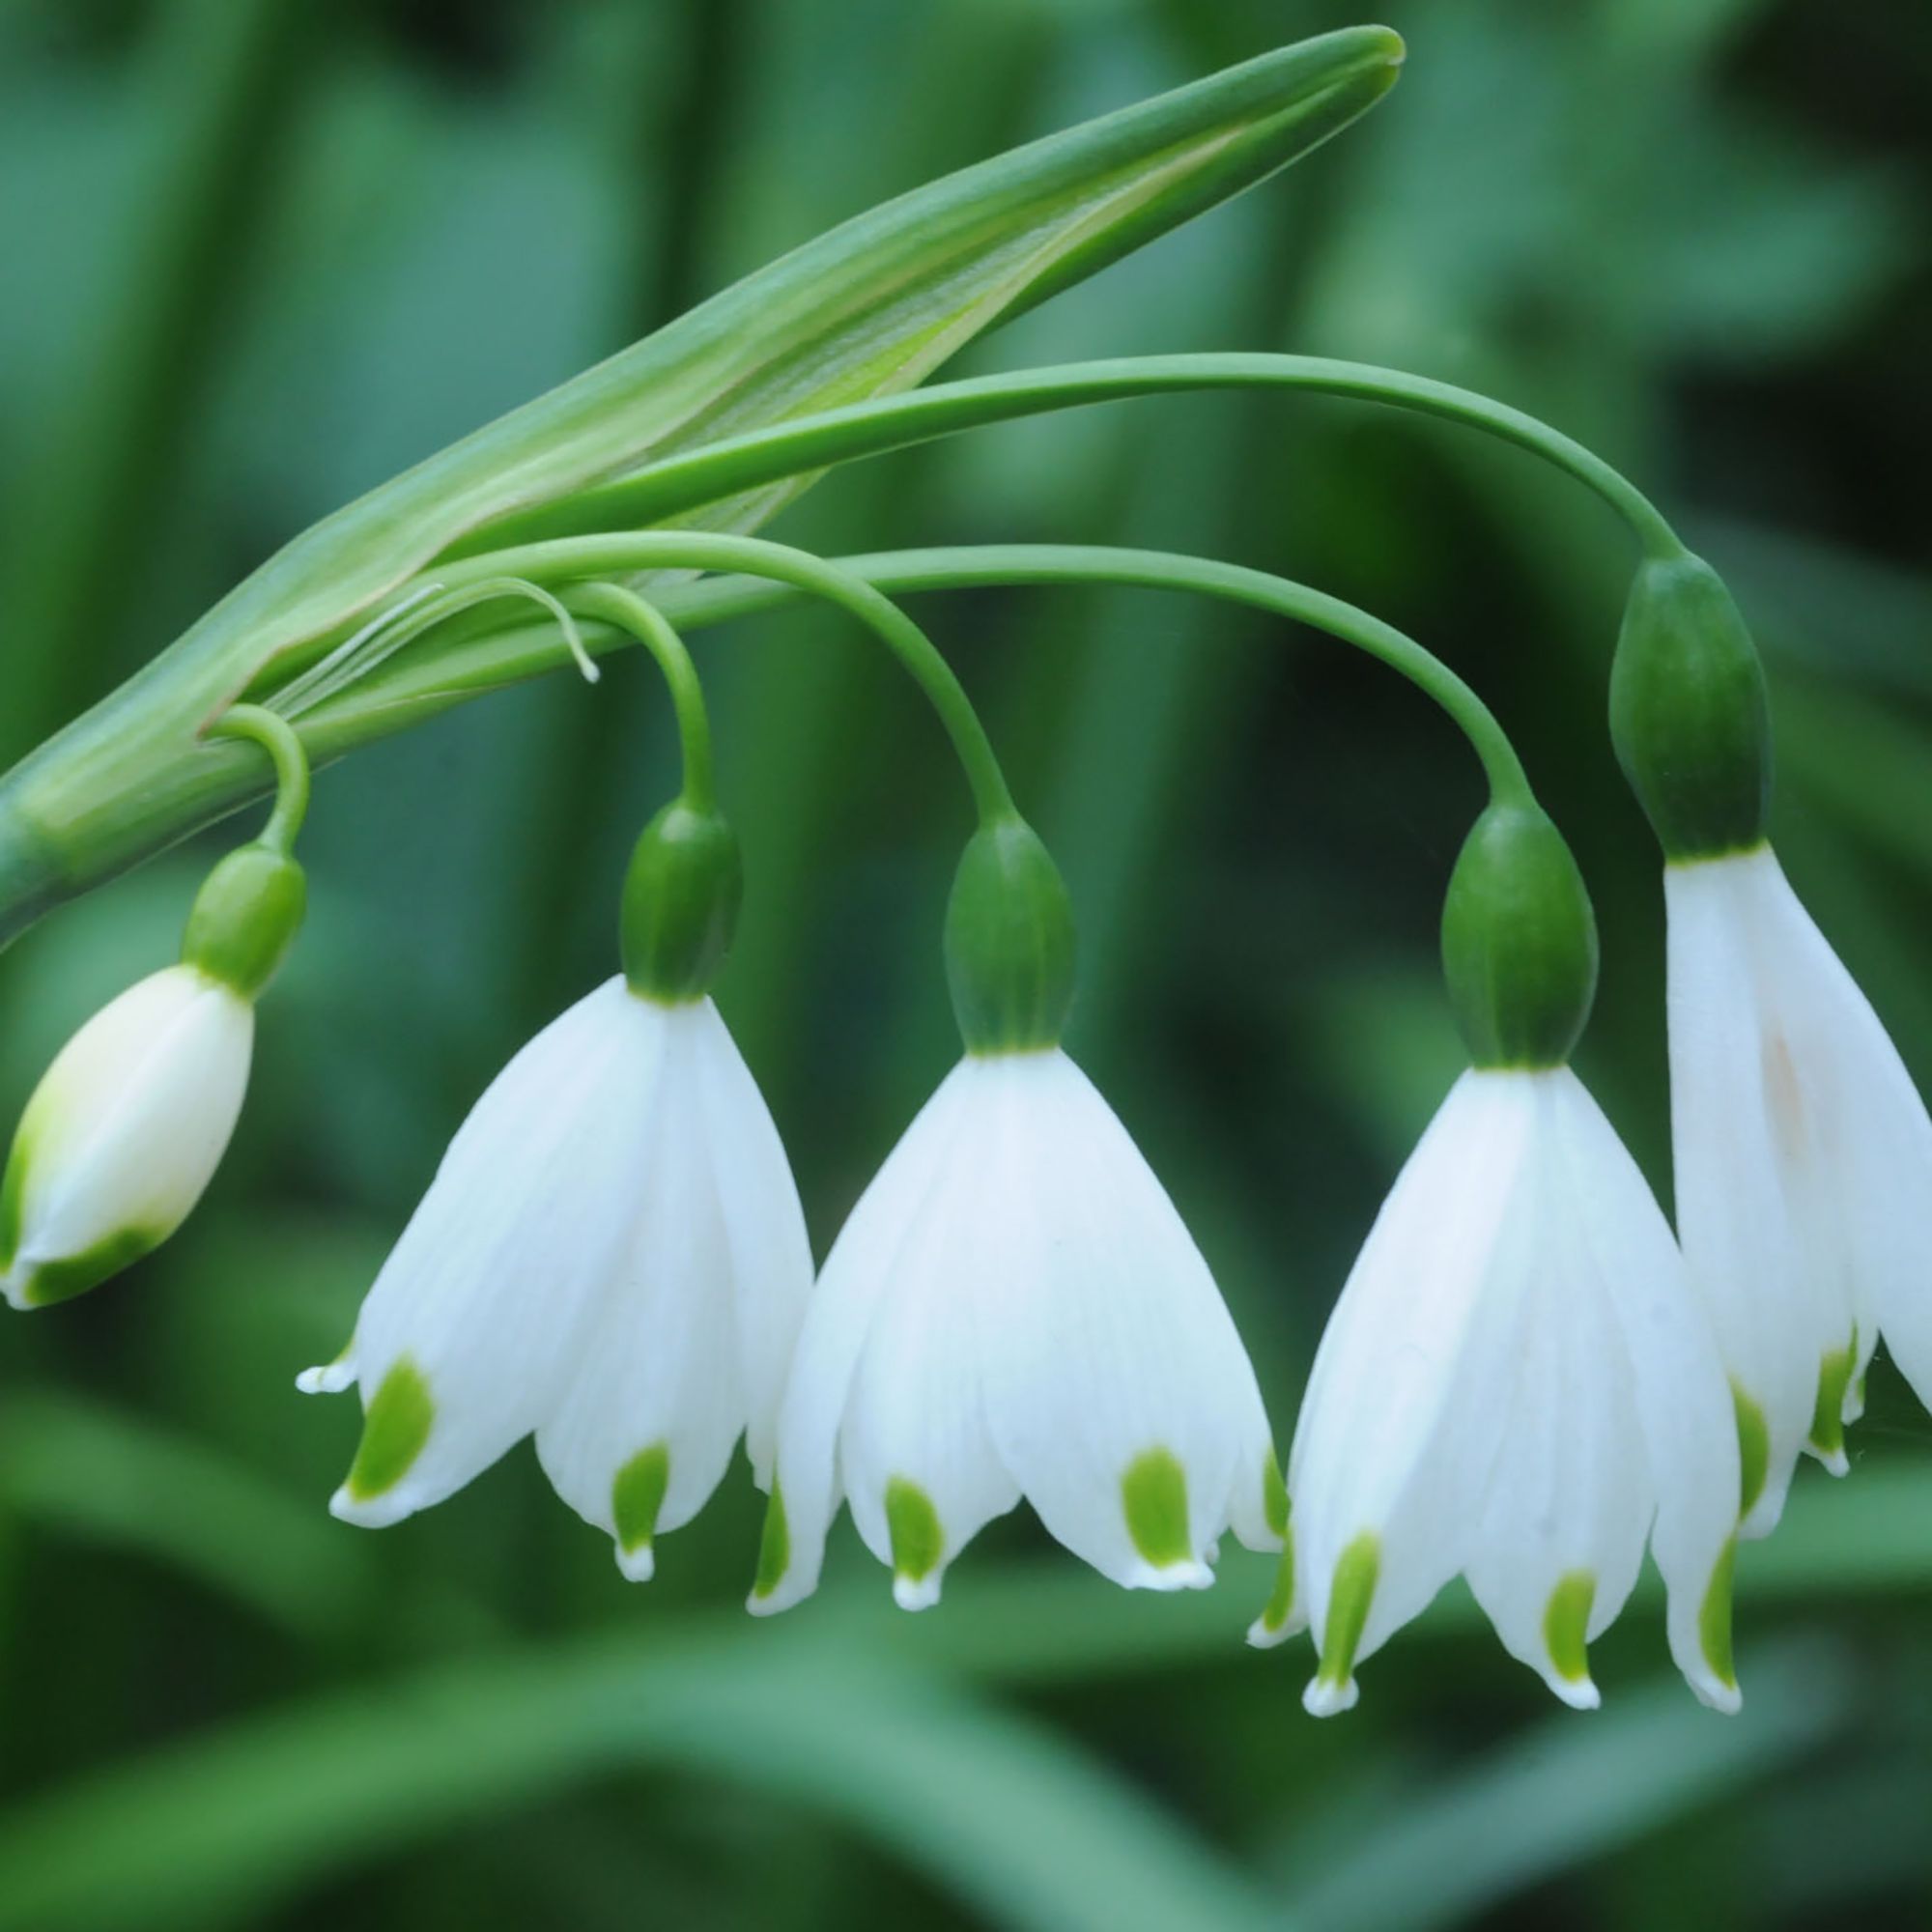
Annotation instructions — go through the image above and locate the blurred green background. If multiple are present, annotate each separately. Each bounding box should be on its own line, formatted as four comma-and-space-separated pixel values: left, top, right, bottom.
2, 1, 1929, 1925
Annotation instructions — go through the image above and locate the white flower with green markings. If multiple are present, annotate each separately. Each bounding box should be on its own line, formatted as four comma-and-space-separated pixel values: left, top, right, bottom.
750, 820, 1283, 1614
307, 799, 813, 1581
1255, 802, 1742, 1715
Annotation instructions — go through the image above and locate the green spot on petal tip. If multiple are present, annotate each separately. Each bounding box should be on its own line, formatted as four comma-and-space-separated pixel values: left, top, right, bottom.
1731, 1381, 1770, 1522
1263, 1448, 1289, 1543
1808, 1336, 1857, 1467
1699, 1538, 1739, 1691
753, 1483, 790, 1599
886, 1477, 944, 1586
1122, 1447, 1192, 1570
1317, 1532, 1378, 1694
19, 1226, 163, 1308
612, 1442, 670, 1559
1543, 1570, 1596, 1687
1258, 1524, 1296, 1635
345, 1358, 434, 1502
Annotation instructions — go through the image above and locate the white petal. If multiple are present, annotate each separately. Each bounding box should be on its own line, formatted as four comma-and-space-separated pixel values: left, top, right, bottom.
976, 1051, 1263, 1593
687, 999, 814, 1486
751, 1063, 977, 1614
327, 979, 668, 1528
838, 1116, 1020, 1610
1287, 1070, 1540, 1702
3, 965, 253, 1309
1556, 1067, 1742, 1715
1665, 854, 1832, 1535
536, 1012, 745, 1579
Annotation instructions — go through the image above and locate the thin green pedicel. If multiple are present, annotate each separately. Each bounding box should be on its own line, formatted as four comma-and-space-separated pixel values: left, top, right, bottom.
886, 1478, 944, 1585
1731, 1381, 1771, 1520
1122, 1448, 1191, 1569
1808, 1333, 1858, 1463
753, 1484, 790, 1598
612, 1443, 671, 1556
1317, 1533, 1379, 1692
1543, 1570, 1596, 1685
345, 1359, 435, 1501
1258, 1520, 1297, 1635
1700, 1537, 1739, 1690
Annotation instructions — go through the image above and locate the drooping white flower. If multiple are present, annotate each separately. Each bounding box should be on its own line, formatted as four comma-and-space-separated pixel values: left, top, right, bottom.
1256, 1065, 1742, 1718
749, 1047, 1283, 1615
1, 965, 254, 1311
304, 978, 812, 1578
1666, 844, 1932, 1536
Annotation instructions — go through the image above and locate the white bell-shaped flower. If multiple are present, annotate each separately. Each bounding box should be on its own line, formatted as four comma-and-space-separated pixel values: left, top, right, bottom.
749, 1046, 1283, 1614
305, 978, 812, 1579
1258, 1066, 1742, 1718
2, 965, 254, 1310
1666, 845, 1932, 1535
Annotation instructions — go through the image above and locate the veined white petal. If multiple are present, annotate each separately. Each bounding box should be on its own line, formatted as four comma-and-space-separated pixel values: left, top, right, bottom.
3, 965, 253, 1310
536, 1014, 744, 1580
976, 1051, 1262, 1593
1556, 1068, 1742, 1715
687, 998, 814, 1487
751, 1063, 978, 1614
1665, 854, 1832, 1536
1735, 849, 1932, 1444
327, 978, 667, 1528
838, 1103, 1020, 1610
1288, 1070, 1540, 1704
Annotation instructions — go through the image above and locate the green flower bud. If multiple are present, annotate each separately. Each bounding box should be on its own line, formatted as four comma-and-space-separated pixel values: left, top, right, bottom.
1441, 802, 1599, 1069
180, 842, 307, 999
1609, 553, 1772, 862
621, 799, 743, 1003
944, 817, 1076, 1056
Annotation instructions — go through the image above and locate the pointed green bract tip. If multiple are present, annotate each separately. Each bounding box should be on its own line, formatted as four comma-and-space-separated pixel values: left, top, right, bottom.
886, 1477, 944, 1585
1731, 1381, 1771, 1522
753, 1483, 790, 1599
1122, 1447, 1192, 1569
1544, 1570, 1596, 1685
1263, 1449, 1289, 1542
19, 1226, 164, 1308
345, 1358, 435, 1502
1259, 1522, 1297, 1634
1808, 1335, 1858, 1463
1318, 1532, 1378, 1691
612, 1442, 671, 1556
1700, 1538, 1739, 1690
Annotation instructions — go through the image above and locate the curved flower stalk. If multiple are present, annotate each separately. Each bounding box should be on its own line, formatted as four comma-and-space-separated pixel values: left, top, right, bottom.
1615, 554, 1932, 1536
2, 708, 307, 1309
305, 598, 812, 1578
751, 818, 1282, 1614
1253, 803, 1743, 1716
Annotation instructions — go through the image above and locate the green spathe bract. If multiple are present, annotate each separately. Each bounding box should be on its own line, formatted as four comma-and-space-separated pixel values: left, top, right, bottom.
1440, 802, 1600, 1070
944, 818, 1077, 1056
0, 30, 1404, 951
620, 801, 743, 1004
1609, 552, 1773, 862
180, 843, 307, 999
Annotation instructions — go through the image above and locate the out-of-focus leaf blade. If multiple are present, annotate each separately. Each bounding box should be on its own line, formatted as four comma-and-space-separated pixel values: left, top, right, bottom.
0, 1632, 1276, 1932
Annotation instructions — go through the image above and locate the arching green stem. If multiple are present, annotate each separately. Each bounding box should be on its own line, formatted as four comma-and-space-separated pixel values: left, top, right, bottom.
453, 355, 1686, 564
399, 533, 1016, 827
563, 583, 716, 812
208, 703, 309, 856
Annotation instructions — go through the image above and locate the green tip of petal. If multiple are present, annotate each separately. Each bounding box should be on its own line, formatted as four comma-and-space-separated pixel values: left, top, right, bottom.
1543, 1570, 1597, 1697
344, 1358, 435, 1502
1731, 1381, 1771, 1523
886, 1477, 945, 1605
0, 1137, 26, 1276
1807, 1336, 1858, 1471
612, 1442, 671, 1567
14, 1226, 164, 1309
1122, 1447, 1193, 1571
1263, 1448, 1289, 1543
752, 1483, 790, 1600
1699, 1537, 1740, 1694
1255, 1523, 1297, 1640
1315, 1531, 1378, 1701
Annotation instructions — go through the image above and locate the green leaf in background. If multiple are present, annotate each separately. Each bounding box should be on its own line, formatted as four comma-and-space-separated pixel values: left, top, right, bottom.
0, 26, 1402, 951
